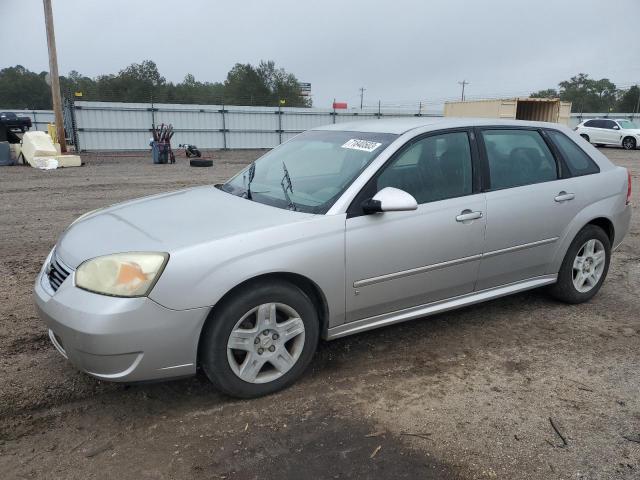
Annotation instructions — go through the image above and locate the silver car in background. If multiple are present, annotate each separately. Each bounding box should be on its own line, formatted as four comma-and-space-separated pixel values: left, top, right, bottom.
35, 118, 632, 398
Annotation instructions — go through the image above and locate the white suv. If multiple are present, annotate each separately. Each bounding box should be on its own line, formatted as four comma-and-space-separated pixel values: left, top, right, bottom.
575, 118, 640, 150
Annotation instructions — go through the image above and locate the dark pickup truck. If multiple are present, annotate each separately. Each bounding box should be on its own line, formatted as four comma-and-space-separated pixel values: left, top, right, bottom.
0, 112, 32, 132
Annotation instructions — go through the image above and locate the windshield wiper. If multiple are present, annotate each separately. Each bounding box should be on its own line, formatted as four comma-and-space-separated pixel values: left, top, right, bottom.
280, 161, 297, 211
243, 162, 256, 199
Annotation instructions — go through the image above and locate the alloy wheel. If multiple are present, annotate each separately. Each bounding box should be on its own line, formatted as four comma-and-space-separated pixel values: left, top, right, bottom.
572, 239, 606, 293
622, 137, 635, 150
227, 303, 305, 384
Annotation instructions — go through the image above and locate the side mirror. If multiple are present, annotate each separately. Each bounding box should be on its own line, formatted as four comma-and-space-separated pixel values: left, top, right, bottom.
613, 125, 620, 130
362, 187, 418, 214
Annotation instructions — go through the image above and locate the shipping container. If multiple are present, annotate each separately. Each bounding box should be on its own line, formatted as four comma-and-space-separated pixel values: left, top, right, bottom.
444, 98, 572, 125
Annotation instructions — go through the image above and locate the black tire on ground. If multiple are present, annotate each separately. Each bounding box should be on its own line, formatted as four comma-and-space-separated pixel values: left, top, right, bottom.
190, 159, 213, 167
548, 225, 611, 304
596, 144, 605, 148
622, 137, 636, 150
580, 134, 590, 142
199, 281, 320, 398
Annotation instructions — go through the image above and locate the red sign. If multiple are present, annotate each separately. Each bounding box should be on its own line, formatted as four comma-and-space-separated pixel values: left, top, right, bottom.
332, 102, 348, 109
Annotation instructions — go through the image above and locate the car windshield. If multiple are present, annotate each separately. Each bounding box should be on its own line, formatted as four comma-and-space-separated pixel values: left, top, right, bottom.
220, 130, 397, 213
617, 120, 637, 129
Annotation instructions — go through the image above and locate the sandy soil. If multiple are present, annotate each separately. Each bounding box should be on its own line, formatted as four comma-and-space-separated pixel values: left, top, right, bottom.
1, 147, 639, 479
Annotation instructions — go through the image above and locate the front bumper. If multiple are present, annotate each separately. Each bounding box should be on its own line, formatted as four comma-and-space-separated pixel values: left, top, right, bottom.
34, 258, 210, 382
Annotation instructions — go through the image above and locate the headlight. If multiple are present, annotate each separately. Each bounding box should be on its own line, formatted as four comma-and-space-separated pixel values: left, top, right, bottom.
75, 252, 169, 297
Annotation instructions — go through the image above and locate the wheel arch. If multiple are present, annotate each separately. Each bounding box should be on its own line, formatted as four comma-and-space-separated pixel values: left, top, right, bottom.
622, 135, 636, 148
196, 272, 330, 363
550, 213, 617, 276
586, 216, 615, 244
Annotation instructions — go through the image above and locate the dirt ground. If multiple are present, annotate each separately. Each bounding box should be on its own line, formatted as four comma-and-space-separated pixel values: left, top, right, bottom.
1, 147, 639, 480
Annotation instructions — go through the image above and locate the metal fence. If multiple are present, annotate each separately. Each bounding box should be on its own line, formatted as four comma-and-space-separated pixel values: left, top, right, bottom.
3, 103, 640, 150
568, 113, 640, 128
69, 101, 441, 151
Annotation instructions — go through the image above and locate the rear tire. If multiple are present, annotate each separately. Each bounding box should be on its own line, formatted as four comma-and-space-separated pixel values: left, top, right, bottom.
580, 134, 590, 143
622, 137, 636, 150
200, 281, 319, 398
549, 225, 610, 304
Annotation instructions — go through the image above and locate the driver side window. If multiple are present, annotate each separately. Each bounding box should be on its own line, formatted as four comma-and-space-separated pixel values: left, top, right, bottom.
376, 132, 473, 204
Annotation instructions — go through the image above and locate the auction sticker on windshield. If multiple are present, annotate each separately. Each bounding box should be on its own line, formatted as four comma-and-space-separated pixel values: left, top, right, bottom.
341, 139, 382, 152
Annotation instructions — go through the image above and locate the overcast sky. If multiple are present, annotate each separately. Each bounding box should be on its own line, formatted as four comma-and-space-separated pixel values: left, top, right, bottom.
2, 0, 639, 109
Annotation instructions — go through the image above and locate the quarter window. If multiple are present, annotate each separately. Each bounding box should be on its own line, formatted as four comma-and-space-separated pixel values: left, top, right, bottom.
547, 130, 599, 176
481, 129, 558, 189
584, 120, 596, 127
376, 132, 473, 204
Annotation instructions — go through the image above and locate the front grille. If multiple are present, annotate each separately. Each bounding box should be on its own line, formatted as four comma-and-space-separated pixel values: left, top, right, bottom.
48, 255, 71, 292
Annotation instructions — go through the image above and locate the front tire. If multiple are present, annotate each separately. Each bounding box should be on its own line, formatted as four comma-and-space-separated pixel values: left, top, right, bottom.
622, 137, 636, 150
200, 281, 319, 398
549, 225, 611, 304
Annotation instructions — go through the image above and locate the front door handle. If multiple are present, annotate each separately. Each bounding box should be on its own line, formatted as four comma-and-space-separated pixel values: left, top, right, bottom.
456, 209, 483, 222
554, 191, 575, 202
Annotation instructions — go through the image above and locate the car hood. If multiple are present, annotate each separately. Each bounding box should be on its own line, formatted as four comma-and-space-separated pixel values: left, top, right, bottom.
56, 186, 314, 268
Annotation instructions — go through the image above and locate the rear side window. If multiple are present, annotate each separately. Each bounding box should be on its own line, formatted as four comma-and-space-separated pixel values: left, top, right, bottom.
589, 120, 609, 128
481, 129, 558, 190
583, 120, 596, 127
547, 130, 599, 177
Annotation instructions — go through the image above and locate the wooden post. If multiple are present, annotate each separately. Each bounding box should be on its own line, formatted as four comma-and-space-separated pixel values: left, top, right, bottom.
43, 0, 67, 152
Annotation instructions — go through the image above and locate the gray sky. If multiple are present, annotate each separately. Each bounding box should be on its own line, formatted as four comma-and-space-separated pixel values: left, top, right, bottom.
2, 0, 639, 109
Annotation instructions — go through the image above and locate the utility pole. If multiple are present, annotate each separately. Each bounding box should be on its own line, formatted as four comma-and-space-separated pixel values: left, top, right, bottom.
43, 0, 66, 152
458, 80, 469, 102
635, 85, 640, 115
359, 87, 366, 110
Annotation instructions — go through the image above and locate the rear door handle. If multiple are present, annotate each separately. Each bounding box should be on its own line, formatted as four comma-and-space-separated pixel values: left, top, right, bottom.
554, 191, 575, 202
456, 209, 483, 222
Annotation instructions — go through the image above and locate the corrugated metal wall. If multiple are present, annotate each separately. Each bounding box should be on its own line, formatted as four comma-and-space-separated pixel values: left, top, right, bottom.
566, 113, 640, 128
71, 101, 441, 151
4, 104, 639, 149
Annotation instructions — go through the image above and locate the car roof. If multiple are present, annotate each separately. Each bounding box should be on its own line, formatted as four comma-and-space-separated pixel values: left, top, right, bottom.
314, 117, 567, 135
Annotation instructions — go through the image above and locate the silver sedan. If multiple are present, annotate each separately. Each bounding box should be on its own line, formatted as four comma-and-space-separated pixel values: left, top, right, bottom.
35, 118, 632, 397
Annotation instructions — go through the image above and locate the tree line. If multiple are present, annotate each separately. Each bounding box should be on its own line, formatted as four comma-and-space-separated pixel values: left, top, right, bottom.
531, 73, 639, 113
2, 62, 638, 114
0, 60, 312, 109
